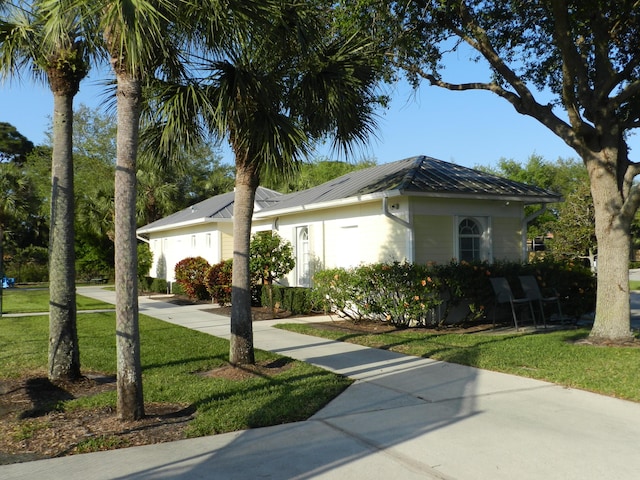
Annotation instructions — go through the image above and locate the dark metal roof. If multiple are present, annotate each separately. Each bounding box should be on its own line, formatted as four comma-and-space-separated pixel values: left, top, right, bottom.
257, 155, 561, 214
137, 186, 282, 233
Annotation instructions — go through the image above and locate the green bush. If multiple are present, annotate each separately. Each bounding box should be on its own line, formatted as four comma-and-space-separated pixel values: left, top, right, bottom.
171, 281, 186, 295
174, 257, 211, 300
140, 277, 168, 294
312, 260, 596, 327
264, 286, 312, 314
151, 278, 168, 294
4, 246, 49, 283
205, 259, 233, 306
312, 262, 442, 327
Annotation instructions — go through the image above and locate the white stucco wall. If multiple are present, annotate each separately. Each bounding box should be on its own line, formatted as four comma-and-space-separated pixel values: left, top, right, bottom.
145, 222, 227, 282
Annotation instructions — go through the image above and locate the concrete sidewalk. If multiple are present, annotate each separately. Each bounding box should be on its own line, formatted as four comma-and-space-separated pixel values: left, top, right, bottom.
3, 287, 640, 479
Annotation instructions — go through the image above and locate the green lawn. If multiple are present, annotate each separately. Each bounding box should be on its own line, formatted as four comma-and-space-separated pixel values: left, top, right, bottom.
1, 288, 113, 314
0, 312, 351, 438
276, 322, 640, 402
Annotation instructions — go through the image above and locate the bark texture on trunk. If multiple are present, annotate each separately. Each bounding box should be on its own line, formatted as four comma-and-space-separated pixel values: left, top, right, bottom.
586, 148, 634, 341
114, 72, 145, 420
48, 92, 80, 381
230, 162, 259, 365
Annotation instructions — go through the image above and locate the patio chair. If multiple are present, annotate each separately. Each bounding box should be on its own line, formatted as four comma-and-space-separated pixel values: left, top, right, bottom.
518, 275, 563, 327
489, 277, 536, 330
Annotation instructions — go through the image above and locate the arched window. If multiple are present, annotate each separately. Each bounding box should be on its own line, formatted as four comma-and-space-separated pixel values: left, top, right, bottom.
459, 218, 482, 262
296, 226, 310, 286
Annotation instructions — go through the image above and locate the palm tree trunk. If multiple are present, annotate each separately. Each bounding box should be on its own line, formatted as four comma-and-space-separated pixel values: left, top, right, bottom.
48, 91, 80, 381
114, 71, 144, 420
230, 162, 259, 365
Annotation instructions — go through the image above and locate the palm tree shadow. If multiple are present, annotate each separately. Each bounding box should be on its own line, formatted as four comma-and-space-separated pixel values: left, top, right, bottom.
19, 378, 75, 418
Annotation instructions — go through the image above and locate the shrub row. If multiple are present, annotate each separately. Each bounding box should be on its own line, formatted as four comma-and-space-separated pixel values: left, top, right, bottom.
311, 259, 596, 327
262, 285, 312, 315
139, 276, 168, 294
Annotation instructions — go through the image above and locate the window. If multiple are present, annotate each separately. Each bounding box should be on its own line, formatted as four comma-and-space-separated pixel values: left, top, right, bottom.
458, 218, 482, 262
296, 226, 310, 287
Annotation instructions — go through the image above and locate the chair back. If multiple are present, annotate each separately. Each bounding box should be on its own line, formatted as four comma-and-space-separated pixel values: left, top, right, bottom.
519, 276, 542, 301
490, 277, 514, 303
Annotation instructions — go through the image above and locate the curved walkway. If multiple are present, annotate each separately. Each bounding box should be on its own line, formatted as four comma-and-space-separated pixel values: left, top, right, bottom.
2, 286, 640, 479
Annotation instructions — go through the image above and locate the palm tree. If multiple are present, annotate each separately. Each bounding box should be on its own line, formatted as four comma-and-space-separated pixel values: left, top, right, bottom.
0, 1, 91, 381
91, 0, 193, 421
144, 3, 380, 365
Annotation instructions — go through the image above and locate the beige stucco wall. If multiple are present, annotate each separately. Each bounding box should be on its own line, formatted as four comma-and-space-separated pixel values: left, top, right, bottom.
491, 216, 522, 260
414, 215, 454, 264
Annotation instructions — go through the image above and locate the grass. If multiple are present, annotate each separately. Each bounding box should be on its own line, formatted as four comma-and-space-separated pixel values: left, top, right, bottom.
0, 312, 352, 436
1, 288, 114, 314
275, 322, 640, 402
630, 280, 640, 290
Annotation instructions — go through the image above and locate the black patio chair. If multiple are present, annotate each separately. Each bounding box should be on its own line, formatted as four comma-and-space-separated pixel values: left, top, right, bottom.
518, 275, 563, 327
489, 277, 536, 330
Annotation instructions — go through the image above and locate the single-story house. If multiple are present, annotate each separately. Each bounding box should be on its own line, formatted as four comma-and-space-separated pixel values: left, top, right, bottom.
137, 155, 561, 286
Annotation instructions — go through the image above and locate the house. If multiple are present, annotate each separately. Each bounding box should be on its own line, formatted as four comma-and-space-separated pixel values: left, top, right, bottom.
136, 186, 282, 282
137, 155, 561, 286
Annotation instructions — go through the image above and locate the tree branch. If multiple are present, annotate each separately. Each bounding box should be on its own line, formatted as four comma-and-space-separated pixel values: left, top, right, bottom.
611, 78, 640, 110
548, 1, 592, 126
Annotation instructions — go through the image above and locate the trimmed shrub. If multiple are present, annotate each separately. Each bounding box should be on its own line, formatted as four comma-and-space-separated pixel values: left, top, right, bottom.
205, 259, 233, 306
263, 285, 312, 315
174, 257, 211, 300
311, 262, 442, 327
139, 277, 168, 294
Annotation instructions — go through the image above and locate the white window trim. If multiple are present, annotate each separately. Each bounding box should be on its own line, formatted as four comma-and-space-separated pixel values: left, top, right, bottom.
454, 216, 492, 262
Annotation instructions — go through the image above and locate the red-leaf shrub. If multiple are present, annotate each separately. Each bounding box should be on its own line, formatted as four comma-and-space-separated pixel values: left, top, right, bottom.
174, 257, 211, 300
206, 259, 233, 306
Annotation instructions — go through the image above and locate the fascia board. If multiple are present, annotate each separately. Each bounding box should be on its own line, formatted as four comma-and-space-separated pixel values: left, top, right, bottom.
136, 217, 231, 235
253, 191, 404, 218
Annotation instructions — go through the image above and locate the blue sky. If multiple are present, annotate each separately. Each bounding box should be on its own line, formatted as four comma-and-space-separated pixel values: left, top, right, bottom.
2, 53, 635, 170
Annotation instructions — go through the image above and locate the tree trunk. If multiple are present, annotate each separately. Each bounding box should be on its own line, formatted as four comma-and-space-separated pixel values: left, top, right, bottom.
48, 91, 80, 381
586, 149, 634, 342
230, 162, 259, 365
114, 72, 145, 420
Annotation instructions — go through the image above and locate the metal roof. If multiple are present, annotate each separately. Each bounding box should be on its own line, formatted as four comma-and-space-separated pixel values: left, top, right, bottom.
256, 155, 562, 215
138, 156, 562, 234
137, 186, 282, 234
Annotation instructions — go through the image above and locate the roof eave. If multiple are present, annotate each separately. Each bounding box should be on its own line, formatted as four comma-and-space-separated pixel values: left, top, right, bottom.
253, 190, 404, 218
136, 216, 228, 235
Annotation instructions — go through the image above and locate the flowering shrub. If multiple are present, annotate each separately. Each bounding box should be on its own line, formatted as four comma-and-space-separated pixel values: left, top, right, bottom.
312, 259, 596, 327
174, 257, 211, 300
312, 262, 442, 327
206, 259, 233, 306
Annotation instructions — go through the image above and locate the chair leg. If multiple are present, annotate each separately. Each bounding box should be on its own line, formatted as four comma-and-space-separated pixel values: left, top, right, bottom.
537, 300, 547, 328
509, 301, 519, 330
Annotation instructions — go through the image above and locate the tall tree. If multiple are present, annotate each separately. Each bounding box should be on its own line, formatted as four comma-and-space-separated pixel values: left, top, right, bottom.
0, 122, 33, 164
1, 0, 90, 380
480, 154, 588, 238
92, 0, 191, 420
346, 0, 640, 342
144, 1, 381, 364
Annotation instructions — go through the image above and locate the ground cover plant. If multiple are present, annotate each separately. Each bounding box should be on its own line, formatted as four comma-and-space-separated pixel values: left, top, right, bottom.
276, 322, 640, 402
0, 310, 351, 463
